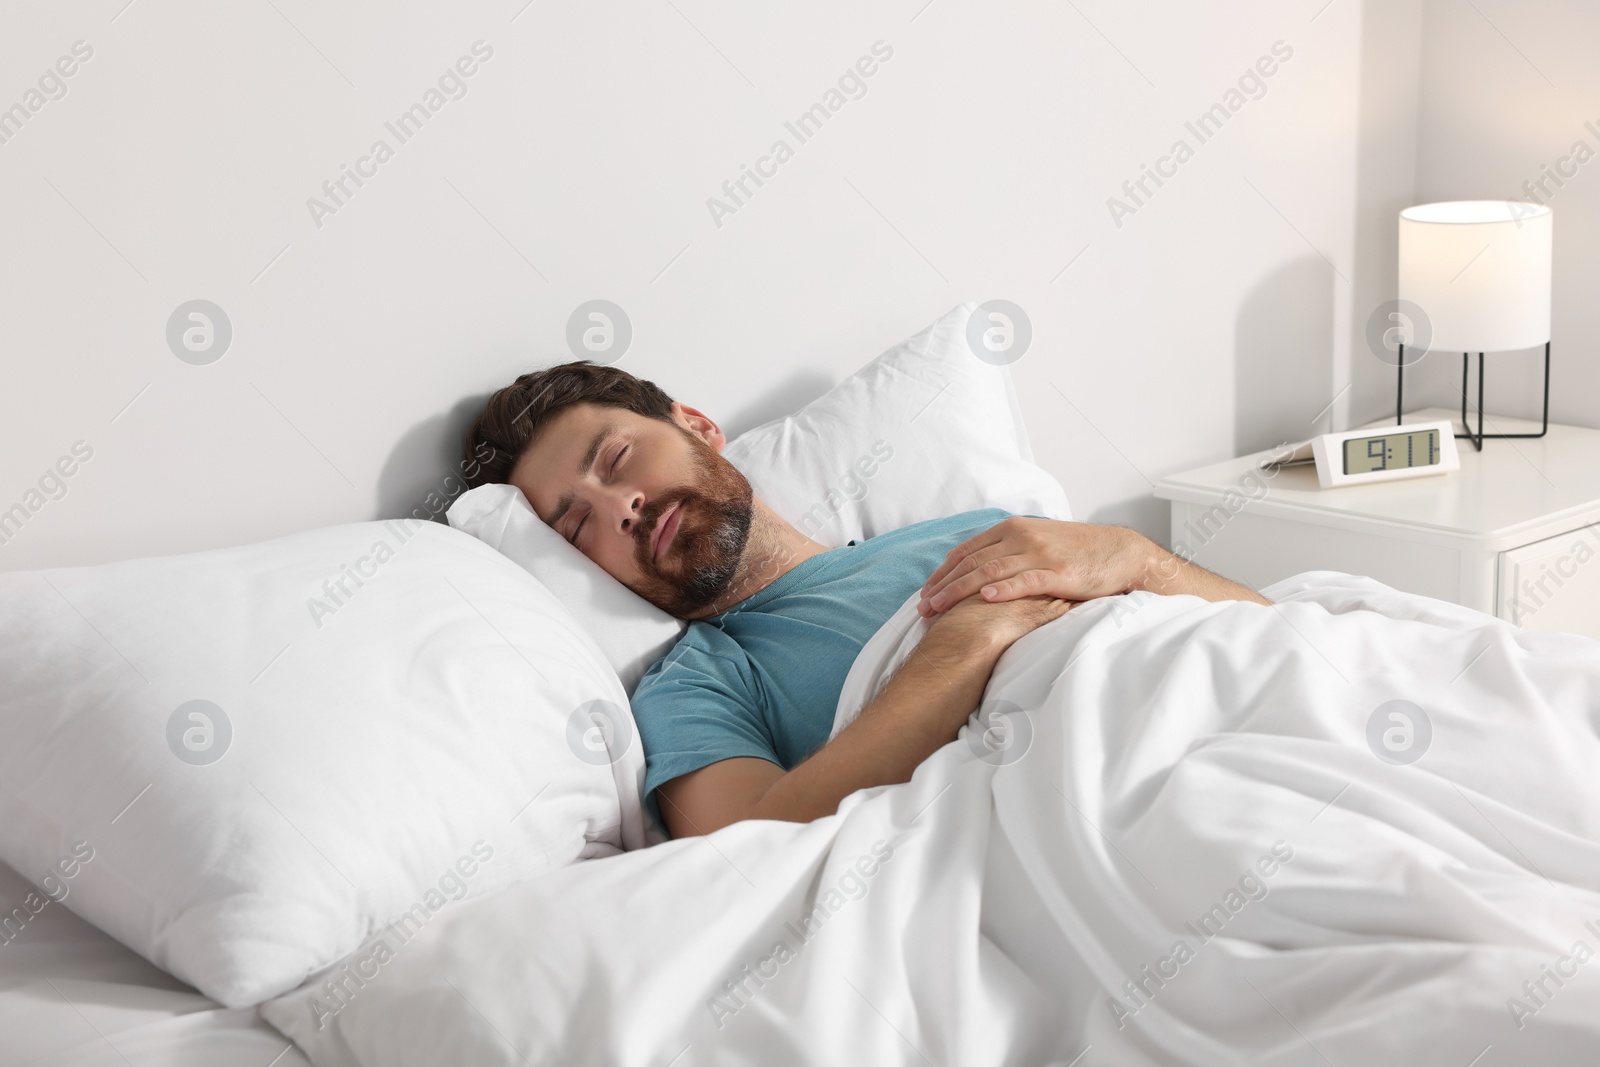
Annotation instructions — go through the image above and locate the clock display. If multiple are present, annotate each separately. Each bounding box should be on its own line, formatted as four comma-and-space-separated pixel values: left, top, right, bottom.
1343, 429, 1440, 475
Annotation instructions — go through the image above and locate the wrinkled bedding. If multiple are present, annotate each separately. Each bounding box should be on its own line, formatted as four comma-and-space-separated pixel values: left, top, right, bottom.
264, 572, 1600, 1066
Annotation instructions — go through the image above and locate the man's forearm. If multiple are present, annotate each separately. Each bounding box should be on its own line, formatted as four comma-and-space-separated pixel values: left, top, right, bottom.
748, 628, 1002, 824
1130, 539, 1272, 606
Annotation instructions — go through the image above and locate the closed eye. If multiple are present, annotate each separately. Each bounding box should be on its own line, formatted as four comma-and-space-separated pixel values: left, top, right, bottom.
610, 445, 628, 476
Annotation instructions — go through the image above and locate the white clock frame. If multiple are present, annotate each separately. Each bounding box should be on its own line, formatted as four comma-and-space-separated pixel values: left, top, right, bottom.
1308, 420, 1460, 489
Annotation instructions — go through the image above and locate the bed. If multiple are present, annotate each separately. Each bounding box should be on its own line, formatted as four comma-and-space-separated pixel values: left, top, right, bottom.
260, 569, 1600, 1066
3, 305, 1598, 1066
0, 858, 312, 1067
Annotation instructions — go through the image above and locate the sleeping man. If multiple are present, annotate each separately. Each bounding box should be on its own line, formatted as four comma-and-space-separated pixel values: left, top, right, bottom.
463, 362, 1272, 839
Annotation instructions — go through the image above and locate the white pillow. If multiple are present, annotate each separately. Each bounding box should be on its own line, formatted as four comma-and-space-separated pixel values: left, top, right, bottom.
447, 484, 685, 693
0, 520, 646, 1008
723, 301, 1071, 547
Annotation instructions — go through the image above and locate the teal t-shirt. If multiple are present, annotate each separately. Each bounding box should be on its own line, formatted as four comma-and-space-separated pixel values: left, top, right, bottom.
631, 508, 1009, 823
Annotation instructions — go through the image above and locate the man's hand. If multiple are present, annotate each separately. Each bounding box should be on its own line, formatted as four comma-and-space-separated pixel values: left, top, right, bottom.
918, 516, 1271, 617
918, 516, 1151, 616
921, 588, 1075, 657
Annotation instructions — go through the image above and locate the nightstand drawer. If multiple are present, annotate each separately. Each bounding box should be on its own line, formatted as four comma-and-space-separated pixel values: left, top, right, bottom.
1497, 525, 1600, 641
1168, 505, 1473, 606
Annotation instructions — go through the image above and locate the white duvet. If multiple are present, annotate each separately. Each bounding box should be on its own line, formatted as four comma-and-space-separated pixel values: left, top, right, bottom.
264, 573, 1600, 1066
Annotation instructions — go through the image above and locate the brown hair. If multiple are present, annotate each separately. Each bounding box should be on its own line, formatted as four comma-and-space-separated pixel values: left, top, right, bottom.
462, 362, 676, 489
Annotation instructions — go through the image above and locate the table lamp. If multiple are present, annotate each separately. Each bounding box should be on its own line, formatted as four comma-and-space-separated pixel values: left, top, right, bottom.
1394, 200, 1552, 450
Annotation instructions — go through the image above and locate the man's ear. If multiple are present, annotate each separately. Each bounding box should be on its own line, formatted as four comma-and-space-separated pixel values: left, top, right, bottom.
670, 402, 727, 452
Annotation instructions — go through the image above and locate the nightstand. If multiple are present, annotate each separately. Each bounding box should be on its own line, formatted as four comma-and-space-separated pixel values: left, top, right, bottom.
1153, 407, 1600, 642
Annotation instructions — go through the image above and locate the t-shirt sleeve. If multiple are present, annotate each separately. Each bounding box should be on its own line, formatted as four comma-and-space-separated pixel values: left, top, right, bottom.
630, 631, 781, 824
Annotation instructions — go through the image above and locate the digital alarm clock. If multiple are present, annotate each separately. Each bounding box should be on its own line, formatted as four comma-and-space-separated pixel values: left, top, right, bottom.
1306, 420, 1460, 489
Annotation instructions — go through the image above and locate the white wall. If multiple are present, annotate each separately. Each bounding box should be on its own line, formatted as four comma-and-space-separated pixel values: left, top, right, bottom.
1, 0, 1374, 572
1346, 0, 1425, 431
1359, 0, 1600, 431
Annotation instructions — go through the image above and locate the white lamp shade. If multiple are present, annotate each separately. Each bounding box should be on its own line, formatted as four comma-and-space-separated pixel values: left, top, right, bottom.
1398, 200, 1552, 353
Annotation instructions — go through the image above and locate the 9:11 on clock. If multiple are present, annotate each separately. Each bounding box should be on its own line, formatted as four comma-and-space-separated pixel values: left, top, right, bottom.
1344, 429, 1441, 475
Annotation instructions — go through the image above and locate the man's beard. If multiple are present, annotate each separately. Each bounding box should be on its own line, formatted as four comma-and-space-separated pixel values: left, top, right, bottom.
628, 434, 754, 618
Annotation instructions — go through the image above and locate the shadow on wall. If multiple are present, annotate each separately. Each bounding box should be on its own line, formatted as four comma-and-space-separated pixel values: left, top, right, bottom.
1347, 0, 1423, 429
1087, 496, 1169, 540
375, 392, 492, 524
1234, 254, 1335, 455
717, 368, 835, 440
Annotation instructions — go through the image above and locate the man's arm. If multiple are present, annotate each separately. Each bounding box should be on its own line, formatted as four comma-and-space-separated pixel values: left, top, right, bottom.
655, 594, 1070, 839
917, 516, 1270, 617
1134, 545, 1271, 604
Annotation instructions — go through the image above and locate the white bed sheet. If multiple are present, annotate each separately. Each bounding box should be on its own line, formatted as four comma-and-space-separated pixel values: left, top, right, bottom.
260, 571, 1600, 1066
0, 859, 311, 1067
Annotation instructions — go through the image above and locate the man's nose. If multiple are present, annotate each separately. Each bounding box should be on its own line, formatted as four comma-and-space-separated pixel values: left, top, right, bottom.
613, 489, 645, 536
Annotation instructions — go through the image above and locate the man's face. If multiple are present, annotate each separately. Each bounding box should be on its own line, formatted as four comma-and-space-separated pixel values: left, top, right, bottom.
511, 402, 754, 618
